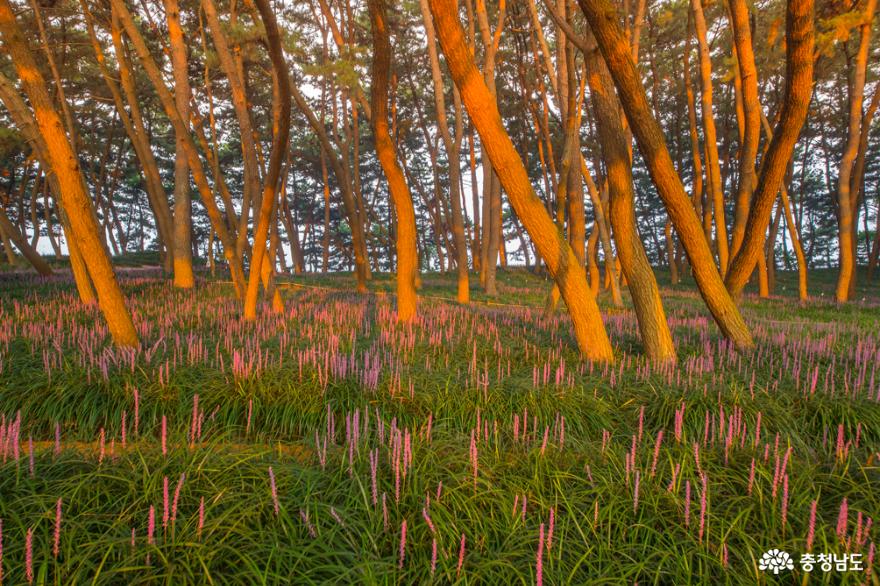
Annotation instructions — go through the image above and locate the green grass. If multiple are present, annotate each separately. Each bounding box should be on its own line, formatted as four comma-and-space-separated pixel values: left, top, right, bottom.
0, 267, 878, 584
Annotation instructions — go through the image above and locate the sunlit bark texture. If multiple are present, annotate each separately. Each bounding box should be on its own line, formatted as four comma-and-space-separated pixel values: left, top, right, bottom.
111, 0, 247, 299
243, 0, 292, 320
0, 0, 139, 347
584, 32, 676, 363
727, 0, 761, 259
370, 0, 419, 322
724, 0, 814, 298
429, 0, 614, 361
576, 0, 753, 350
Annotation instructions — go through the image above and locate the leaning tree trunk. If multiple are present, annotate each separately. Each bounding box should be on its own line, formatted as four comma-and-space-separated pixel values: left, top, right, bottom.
0, 205, 53, 275
0, 0, 138, 346
576, 0, 753, 350
111, 0, 247, 298
243, 0, 292, 320
429, 0, 614, 361
584, 32, 676, 362
724, 0, 814, 298
82, 2, 175, 271
370, 0, 419, 321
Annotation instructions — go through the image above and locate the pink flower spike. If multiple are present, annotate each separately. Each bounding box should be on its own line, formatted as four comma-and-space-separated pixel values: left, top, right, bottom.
268, 467, 280, 517
536, 523, 545, 586
54, 498, 62, 558
25, 526, 33, 584
806, 499, 818, 551
398, 519, 407, 570
456, 533, 466, 577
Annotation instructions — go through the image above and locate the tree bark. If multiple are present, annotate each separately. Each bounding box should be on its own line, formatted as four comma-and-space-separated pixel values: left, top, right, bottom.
0, 204, 52, 275
834, 0, 876, 301
163, 0, 195, 288
111, 0, 246, 298
201, 0, 263, 263
724, 0, 814, 298
576, 0, 753, 349
419, 0, 470, 303
369, 0, 419, 320
691, 0, 729, 274
243, 0, 292, 320
584, 36, 675, 362
727, 0, 761, 259
0, 0, 138, 346
429, 0, 614, 361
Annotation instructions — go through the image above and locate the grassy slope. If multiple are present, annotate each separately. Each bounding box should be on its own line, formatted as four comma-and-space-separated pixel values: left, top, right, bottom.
0, 267, 878, 584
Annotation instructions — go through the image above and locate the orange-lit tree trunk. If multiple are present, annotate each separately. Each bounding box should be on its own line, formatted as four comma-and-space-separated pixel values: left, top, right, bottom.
584, 33, 676, 362
834, 0, 876, 301
683, 16, 708, 243
369, 0, 418, 321
368, 0, 419, 322
724, 0, 814, 298
0, 0, 138, 346
691, 0, 729, 274
848, 87, 880, 295
0, 72, 95, 300
727, 0, 760, 259
429, 0, 614, 361
162, 0, 195, 288
243, 0, 291, 321
419, 0, 469, 303
576, 0, 753, 349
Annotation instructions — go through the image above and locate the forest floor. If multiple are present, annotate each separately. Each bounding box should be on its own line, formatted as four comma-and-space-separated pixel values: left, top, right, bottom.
0, 266, 878, 584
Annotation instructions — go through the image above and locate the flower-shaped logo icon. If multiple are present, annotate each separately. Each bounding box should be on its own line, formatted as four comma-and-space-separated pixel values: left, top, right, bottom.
759, 549, 794, 574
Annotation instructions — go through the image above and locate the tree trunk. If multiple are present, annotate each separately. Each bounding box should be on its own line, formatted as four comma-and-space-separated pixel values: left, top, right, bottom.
724, 0, 814, 298
420, 0, 470, 302
201, 0, 263, 264
163, 0, 195, 288
429, 0, 614, 361
585, 39, 675, 362
0, 204, 52, 275
0, 0, 138, 346
369, 0, 419, 321
691, 0, 729, 274
243, 0, 291, 320
577, 0, 753, 349
727, 0, 761, 259
834, 0, 876, 301
112, 0, 246, 298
